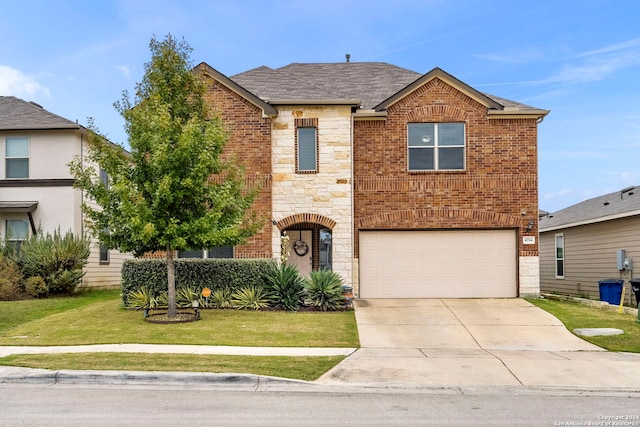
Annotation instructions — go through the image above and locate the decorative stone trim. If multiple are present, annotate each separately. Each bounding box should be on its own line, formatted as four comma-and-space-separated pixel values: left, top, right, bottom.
275, 213, 337, 230
356, 208, 521, 229
405, 105, 468, 122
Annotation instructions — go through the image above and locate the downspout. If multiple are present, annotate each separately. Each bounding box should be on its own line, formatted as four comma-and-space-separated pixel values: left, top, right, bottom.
350, 111, 356, 296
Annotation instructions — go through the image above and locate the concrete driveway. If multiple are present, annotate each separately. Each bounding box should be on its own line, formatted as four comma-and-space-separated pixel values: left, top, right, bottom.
318, 298, 640, 389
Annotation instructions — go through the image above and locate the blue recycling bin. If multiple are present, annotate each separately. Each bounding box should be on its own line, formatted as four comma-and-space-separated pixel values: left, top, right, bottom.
598, 279, 624, 305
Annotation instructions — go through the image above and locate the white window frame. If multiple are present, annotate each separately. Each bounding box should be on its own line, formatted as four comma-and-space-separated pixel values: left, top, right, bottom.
407, 123, 465, 171
555, 233, 565, 279
6, 219, 29, 251
5, 137, 29, 179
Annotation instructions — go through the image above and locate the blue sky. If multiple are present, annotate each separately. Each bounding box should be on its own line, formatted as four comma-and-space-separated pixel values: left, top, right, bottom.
1, 0, 638, 213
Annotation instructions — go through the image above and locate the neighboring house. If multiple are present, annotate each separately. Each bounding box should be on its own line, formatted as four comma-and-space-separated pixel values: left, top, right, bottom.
194, 61, 548, 298
539, 186, 640, 301
0, 96, 131, 287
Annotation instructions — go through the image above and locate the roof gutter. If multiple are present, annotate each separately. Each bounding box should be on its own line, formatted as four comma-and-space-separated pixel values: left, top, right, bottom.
266, 99, 361, 106
540, 209, 640, 233
487, 109, 550, 121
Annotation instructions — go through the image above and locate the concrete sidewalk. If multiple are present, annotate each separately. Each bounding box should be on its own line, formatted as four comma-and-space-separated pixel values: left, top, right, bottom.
0, 344, 356, 357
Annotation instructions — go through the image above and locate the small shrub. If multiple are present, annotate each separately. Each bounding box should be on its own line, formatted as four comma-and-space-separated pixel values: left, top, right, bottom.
232, 285, 270, 310
304, 270, 345, 311
210, 288, 233, 308
264, 262, 304, 311
126, 288, 153, 310
176, 286, 199, 308
23, 276, 48, 298
0, 254, 24, 300
0, 277, 25, 301
18, 228, 90, 295
152, 291, 168, 309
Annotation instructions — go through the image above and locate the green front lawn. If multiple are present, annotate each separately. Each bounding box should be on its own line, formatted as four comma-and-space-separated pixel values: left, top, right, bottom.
0, 289, 359, 380
0, 353, 344, 381
528, 297, 640, 352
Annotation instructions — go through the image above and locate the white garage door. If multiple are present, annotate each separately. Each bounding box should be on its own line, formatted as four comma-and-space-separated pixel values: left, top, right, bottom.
359, 230, 517, 298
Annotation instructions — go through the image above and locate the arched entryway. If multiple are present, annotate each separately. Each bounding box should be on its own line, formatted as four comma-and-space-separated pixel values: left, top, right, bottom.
275, 214, 336, 277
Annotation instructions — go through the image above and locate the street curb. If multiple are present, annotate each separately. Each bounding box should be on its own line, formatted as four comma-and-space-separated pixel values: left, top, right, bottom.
0, 366, 311, 389
3, 366, 640, 396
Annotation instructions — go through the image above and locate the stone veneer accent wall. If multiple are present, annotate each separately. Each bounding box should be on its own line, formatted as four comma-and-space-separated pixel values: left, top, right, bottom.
271, 106, 354, 286
353, 78, 540, 296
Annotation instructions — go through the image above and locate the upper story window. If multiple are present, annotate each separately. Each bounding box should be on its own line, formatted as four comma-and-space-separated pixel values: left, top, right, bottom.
5, 137, 29, 178
295, 118, 318, 173
408, 123, 465, 171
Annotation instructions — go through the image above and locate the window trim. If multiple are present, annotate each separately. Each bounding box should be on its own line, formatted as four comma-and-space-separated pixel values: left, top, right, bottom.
295, 118, 319, 174
555, 233, 565, 279
99, 244, 110, 265
177, 246, 234, 259
5, 137, 30, 179
407, 122, 466, 172
6, 219, 29, 251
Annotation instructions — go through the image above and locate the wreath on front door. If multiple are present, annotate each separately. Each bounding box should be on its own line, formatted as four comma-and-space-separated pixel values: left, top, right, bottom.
293, 239, 309, 256
293, 230, 309, 256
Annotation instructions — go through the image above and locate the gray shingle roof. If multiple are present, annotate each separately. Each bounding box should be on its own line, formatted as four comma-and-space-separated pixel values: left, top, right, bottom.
0, 96, 79, 130
539, 186, 640, 231
230, 62, 542, 112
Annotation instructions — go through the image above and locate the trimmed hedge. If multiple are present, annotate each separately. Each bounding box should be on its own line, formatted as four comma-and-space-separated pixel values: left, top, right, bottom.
121, 258, 274, 303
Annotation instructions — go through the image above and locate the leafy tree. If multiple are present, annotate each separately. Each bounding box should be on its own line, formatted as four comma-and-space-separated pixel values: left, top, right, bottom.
70, 34, 260, 318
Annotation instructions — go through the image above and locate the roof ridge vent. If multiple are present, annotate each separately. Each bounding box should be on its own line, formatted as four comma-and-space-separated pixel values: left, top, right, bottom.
29, 101, 43, 109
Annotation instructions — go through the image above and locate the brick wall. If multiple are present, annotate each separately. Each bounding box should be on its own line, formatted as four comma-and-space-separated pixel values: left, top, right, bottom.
353, 78, 539, 258
202, 76, 273, 258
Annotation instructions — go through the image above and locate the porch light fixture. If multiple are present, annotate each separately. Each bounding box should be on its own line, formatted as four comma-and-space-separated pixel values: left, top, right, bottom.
525, 221, 534, 233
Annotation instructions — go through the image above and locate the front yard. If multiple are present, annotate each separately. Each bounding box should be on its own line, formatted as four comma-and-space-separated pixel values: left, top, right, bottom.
0, 289, 359, 380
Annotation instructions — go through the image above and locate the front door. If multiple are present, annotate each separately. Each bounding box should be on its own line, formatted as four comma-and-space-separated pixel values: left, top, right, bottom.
287, 230, 313, 277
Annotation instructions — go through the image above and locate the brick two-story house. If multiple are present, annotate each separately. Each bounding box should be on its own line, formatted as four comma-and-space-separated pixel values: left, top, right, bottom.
0, 96, 131, 287
194, 61, 548, 299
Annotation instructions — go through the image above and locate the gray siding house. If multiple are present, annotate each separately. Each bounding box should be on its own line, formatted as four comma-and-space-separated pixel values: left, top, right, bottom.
539, 186, 640, 304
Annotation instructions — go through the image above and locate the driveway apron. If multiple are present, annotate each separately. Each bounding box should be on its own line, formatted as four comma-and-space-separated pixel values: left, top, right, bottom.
318, 298, 640, 388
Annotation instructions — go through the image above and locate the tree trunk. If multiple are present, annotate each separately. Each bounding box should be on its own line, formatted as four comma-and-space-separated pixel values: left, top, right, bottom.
166, 244, 177, 318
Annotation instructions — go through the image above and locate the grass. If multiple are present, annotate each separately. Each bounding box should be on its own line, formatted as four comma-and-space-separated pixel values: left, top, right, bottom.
0, 289, 359, 380
528, 297, 640, 352
0, 353, 344, 381
0, 298, 358, 347
0, 288, 119, 334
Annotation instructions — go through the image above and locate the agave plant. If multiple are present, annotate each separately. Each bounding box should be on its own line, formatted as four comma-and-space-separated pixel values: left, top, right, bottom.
126, 287, 153, 310
210, 288, 233, 309
176, 286, 200, 308
263, 262, 304, 311
232, 285, 271, 310
304, 270, 345, 311
151, 291, 168, 309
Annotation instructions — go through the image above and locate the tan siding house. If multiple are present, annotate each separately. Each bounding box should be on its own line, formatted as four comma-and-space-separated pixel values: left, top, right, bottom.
540, 187, 640, 303
0, 96, 132, 288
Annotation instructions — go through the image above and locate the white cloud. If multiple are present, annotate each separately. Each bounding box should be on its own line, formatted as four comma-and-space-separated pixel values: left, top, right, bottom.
473, 48, 544, 64
0, 65, 50, 98
575, 38, 640, 58
117, 65, 131, 77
